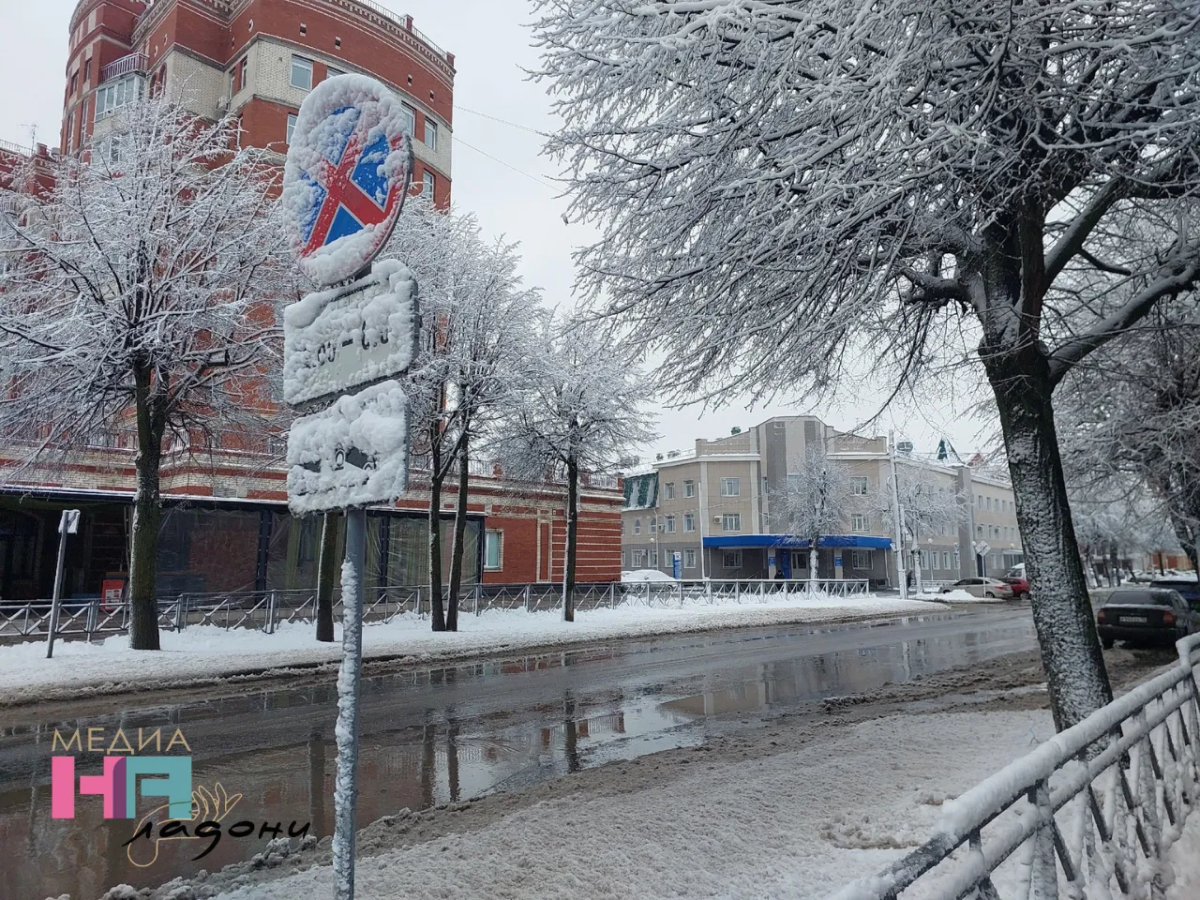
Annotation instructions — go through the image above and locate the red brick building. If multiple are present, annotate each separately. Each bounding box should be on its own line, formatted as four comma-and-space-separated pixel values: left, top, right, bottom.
0, 0, 623, 604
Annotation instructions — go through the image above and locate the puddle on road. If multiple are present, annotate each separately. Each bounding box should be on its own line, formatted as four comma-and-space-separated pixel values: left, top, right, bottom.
0, 614, 1034, 898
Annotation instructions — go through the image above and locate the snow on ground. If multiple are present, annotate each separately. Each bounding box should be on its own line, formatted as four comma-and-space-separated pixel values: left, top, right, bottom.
912, 588, 1006, 603
620, 568, 678, 583
0, 592, 941, 706
205, 709, 1058, 900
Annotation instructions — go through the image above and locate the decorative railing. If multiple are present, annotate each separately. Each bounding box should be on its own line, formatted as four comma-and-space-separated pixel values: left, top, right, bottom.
0, 578, 876, 644
833, 632, 1200, 899
100, 53, 149, 83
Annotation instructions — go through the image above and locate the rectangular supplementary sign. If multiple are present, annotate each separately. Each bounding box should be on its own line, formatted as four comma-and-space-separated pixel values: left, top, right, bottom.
286, 381, 409, 515
283, 259, 418, 407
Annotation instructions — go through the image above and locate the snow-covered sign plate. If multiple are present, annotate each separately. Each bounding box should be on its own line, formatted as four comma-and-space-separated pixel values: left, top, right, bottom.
286, 381, 409, 514
282, 74, 414, 286
283, 260, 419, 407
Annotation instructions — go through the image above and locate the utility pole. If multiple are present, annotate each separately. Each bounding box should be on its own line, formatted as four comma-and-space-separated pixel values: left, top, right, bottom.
46, 509, 80, 659
889, 432, 908, 601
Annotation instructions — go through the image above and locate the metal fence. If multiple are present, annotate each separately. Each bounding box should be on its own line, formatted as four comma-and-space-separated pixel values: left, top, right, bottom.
834, 632, 1200, 900
0, 578, 872, 644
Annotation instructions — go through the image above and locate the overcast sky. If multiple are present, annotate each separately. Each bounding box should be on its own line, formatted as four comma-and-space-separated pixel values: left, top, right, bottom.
0, 0, 999, 462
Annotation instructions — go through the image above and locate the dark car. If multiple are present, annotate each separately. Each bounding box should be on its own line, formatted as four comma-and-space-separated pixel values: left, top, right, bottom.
1096, 589, 1195, 649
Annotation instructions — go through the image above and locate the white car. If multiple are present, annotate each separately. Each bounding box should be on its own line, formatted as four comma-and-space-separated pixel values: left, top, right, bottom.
941, 577, 1014, 600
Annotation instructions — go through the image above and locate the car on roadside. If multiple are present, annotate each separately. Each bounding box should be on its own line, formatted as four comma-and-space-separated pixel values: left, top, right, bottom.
940, 577, 1014, 600
1096, 588, 1195, 649
1149, 577, 1200, 611
1001, 574, 1030, 600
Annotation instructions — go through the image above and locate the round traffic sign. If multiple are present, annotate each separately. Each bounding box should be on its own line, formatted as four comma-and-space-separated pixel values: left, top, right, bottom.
282, 73, 414, 286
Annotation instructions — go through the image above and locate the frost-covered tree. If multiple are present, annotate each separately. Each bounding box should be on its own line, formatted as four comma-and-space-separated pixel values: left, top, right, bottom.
534, 0, 1200, 729
1059, 305, 1200, 578
771, 450, 852, 591
497, 320, 656, 621
879, 467, 965, 592
0, 99, 291, 650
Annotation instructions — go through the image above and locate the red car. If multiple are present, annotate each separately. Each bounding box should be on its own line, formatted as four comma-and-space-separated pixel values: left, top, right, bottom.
1002, 575, 1030, 599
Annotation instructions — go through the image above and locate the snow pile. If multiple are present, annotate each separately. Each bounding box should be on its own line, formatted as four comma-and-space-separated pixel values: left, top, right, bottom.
281, 74, 414, 285
621, 568, 677, 583
286, 381, 409, 514
913, 589, 1006, 603
0, 593, 942, 705
283, 259, 418, 406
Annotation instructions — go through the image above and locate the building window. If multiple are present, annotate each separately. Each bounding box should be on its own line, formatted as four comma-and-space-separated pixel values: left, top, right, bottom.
850, 476, 869, 495
943, 551, 951, 570
400, 104, 415, 136
299, 23, 307, 35
683, 480, 695, 498
722, 513, 741, 532
620, 519, 625, 536
632, 549, 646, 567
71, 71, 79, 94
633, 518, 641, 535
720, 477, 740, 497
683, 513, 695, 533
648, 516, 657, 532
425, 118, 438, 152
65, 112, 74, 151
327, 65, 344, 79
852, 549, 872, 569
422, 170, 435, 199
664, 482, 675, 500
851, 513, 868, 533
95, 75, 143, 120
484, 530, 503, 570
290, 55, 313, 90
649, 549, 658, 567
977, 524, 984, 538
286, 114, 298, 144
84, 59, 92, 83
722, 550, 742, 569
685, 549, 697, 569
664, 515, 676, 534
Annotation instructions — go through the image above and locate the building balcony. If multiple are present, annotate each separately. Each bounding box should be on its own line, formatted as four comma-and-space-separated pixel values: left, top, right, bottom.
100, 53, 149, 83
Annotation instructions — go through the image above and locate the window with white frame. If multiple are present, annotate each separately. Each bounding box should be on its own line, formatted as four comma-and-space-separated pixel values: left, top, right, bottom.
664, 482, 675, 500
791, 550, 808, 569
425, 118, 438, 151
400, 104, 415, 136
851, 513, 868, 533
720, 477, 740, 497
722, 550, 742, 568
851, 549, 872, 569
683, 512, 695, 532
850, 476, 869, 495
94, 75, 143, 120
648, 515, 657, 532
286, 114, 298, 144
664, 515, 676, 534
722, 513, 741, 532
290, 56, 313, 90
620, 519, 625, 535
649, 549, 658, 567
633, 518, 641, 535
942, 551, 951, 570
326, 65, 344, 79
484, 530, 503, 570
684, 549, 697, 569
422, 170, 435, 199
683, 480, 695, 498
632, 549, 646, 567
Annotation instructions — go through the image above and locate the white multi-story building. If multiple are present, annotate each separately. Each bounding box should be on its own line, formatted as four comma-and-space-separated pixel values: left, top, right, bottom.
621, 415, 1025, 585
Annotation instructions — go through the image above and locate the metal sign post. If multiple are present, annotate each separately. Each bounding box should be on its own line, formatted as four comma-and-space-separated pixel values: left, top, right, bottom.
46, 509, 80, 660
282, 73, 417, 900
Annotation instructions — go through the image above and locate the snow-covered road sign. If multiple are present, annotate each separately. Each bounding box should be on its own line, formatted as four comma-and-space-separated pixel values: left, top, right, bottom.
286, 381, 410, 514
282, 74, 414, 286
283, 260, 418, 407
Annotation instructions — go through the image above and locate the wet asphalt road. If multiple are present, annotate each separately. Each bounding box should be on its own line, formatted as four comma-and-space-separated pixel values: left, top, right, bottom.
0, 604, 1036, 899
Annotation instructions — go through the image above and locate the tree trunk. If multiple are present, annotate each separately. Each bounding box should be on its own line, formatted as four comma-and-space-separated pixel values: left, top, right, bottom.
809, 545, 818, 592
315, 512, 338, 642
129, 365, 162, 651
427, 422, 446, 631
447, 430, 471, 632
983, 350, 1113, 731
563, 456, 579, 622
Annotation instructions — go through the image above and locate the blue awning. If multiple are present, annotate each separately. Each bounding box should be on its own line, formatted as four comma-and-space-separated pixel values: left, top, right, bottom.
702, 534, 893, 550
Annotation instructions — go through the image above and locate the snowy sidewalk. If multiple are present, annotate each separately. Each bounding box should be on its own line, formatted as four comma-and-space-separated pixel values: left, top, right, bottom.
0, 593, 941, 706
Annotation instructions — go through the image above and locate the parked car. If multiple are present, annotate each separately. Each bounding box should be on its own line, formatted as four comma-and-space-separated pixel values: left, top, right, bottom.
1001, 574, 1030, 599
941, 578, 1014, 600
1096, 589, 1195, 648
1149, 578, 1200, 610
